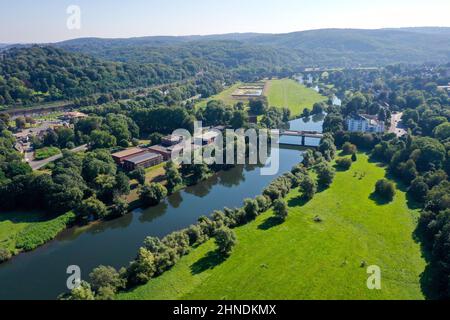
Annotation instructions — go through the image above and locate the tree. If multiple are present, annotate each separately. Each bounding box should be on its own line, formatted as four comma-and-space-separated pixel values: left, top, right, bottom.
336, 157, 352, 170
434, 122, 450, 140
115, 172, 130, 196
89, 130, 117, 149
15, 117, 26, 129
215, 227, 237, 256
89, 265, 124, 293
66, 281, 95, 300
243, 198, 259, 221
248, 98, 267, 115
316, 163, 336, 188
273, 199, 288, 221
126, 247, 156, 286
110, 197, 129, 217
130, 167, 146, 185
299, 175, 317, 200
375, 179, 396, 202
139, 183, 167, 207
342, 142, 357, 155
164, 161, 182, 192
351, 153, 358, 162
77, 197, 108, 220
409, 177, 429, 203
230, 110, 248, 129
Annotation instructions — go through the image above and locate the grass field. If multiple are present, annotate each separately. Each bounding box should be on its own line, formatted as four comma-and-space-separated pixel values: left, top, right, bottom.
266, 79, 327, 116
119, 153, 426, 300
34, 147, 61, 160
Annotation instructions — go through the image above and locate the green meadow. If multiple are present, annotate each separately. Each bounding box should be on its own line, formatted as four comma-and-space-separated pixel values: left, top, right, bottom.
119, 153, 426, 300
266, 79, 327, 116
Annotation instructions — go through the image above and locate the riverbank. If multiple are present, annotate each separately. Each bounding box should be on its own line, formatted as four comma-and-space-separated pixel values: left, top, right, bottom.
119, 153, 426, 300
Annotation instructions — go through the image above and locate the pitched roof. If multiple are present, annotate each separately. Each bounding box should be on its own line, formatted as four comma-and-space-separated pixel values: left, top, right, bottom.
124, 152, 161, 164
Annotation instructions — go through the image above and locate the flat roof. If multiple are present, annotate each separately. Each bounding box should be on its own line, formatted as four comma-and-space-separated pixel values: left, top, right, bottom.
111, 147, 146, 158
124, 152, 162, 164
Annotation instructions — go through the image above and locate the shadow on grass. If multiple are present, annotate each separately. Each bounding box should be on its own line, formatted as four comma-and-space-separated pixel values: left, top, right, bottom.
413, 219, 444, 300
190, 250, 227, 275
369, 192, 392, 206
258, 216, 283, 231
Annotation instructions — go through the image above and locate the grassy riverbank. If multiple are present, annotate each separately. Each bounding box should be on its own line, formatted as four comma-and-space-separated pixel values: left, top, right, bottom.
119, 153, 426, 300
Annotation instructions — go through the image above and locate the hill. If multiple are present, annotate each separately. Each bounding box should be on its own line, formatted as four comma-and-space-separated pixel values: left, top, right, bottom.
56, 28, 450, 67
119, 153, 426, 300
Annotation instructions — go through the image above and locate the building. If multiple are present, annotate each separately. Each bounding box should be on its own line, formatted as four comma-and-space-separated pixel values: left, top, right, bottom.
161, 135, 184, 147
148, 144, 184, 161
194, 131, 220, 146
347, 114, 385, 133
59, 111, 88, 121
122, 152, 163, 171
111, 147, 148, 165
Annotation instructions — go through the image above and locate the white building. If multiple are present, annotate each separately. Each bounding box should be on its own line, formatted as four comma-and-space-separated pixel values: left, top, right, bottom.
347, 114, 385, 133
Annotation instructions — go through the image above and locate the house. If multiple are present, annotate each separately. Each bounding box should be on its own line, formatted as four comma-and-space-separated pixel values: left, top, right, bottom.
122, 152, 163, 171
347, 114, 385, 133
111, 147, 148, 165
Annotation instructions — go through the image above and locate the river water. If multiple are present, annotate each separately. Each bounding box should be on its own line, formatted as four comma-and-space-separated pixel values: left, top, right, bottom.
0, 117, 323, 300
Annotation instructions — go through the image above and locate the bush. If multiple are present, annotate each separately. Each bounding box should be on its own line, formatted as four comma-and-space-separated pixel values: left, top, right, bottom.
351, 153, 357, 162
375, 179, 396, 201
0, 248, 12, 262
215, 227, 237, 256
15, 212, 76, 251
336, 157, 352, 170
342, 142, 357, 155
34, 147, 61, 160
139, 183, 168, 207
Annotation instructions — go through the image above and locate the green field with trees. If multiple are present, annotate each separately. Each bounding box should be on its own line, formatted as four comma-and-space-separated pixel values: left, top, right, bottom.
118, 153, 426, 300
266, 79, 327, 116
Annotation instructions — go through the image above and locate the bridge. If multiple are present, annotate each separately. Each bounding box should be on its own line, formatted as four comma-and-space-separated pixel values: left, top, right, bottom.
276, 129, 324, 147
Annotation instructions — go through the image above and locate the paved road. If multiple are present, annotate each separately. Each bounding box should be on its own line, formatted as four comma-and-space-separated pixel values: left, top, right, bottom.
27, 144, 88, 170
389, 112, 407, 137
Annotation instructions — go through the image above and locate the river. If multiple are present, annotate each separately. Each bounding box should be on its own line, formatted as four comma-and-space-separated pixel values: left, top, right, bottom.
0, 117, 323, 300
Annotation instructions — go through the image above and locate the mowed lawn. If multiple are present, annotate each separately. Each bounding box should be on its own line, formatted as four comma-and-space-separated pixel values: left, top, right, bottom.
119, 153, 426, 300
266, 79, 327, 116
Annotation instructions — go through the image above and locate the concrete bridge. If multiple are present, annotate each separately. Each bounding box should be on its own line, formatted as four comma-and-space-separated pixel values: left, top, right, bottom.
277, 129, 324, 147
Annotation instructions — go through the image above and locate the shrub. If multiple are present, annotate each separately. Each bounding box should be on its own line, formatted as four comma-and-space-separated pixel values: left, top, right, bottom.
351, 153, 358, 162
336, 157, 352, 170
342, 142, 357, 155
215, 227, 237, 256
110, 197, 129, 217
0, 248, 12, 262
89, 265, 124, 293
126, 247, 156, 286
139, 183, 168, 207
375, 179, 396, 201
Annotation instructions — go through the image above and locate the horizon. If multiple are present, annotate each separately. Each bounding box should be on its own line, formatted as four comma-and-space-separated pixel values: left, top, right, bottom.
1, 0, 450, 43
2, 26, 450, 45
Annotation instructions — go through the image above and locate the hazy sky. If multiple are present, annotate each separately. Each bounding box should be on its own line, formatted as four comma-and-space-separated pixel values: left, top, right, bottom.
1, 0, 450, 43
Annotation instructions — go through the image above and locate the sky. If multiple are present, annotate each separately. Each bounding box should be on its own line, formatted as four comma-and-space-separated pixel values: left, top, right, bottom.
1, 0, 450, 43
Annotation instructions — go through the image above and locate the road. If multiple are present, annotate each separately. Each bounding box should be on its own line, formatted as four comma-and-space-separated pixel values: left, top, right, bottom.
27, 144, 88, 170
389, 112, 407, 137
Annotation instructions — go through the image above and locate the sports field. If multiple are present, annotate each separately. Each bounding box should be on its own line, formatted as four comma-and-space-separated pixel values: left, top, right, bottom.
266, 79, 327, 116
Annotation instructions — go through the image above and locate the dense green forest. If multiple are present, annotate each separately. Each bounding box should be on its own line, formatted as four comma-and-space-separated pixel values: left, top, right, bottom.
58, 28, 450, 66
